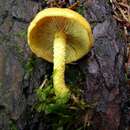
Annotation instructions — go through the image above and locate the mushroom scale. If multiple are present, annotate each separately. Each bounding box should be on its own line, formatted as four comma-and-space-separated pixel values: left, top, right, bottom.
28, 8, 93, 104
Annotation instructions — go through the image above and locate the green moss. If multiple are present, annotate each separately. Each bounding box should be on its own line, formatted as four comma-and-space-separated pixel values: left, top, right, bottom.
34, 64, 95, 130
9, 120, 18, 130
76, 5, 85, 16
14, 44, 23, 55
117, 30, 124, 38
24, 57, 35, 73
15, 30, 27, 40
23, 56, 36, 79
92, 21, 97, 27
34, 77, 56, 113
34, 64, 87, 112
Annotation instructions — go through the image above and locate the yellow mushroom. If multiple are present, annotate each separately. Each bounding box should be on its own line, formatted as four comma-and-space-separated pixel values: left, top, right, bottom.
27, 8, 93, 104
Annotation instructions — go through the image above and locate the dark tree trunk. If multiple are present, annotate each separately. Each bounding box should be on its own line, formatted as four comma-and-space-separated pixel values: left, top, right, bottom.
0, 0, 129, 130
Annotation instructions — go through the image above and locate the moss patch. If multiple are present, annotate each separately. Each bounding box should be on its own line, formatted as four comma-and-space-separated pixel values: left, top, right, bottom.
33, 64, 95, 130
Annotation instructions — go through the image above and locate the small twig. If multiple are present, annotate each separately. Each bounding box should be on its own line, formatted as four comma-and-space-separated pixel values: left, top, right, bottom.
39, 75, 48, 89
118, 6, 128, 21
128, 7, 130, 22
113, 15, 124, 22
118, 2, 129, 9
68, 1, 80, 10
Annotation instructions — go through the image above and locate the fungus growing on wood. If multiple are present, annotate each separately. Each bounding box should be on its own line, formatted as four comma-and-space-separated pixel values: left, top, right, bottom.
27, 8, 93, 104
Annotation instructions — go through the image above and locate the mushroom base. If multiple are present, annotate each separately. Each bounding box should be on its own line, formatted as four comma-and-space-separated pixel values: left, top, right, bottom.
53, 32, 70, 104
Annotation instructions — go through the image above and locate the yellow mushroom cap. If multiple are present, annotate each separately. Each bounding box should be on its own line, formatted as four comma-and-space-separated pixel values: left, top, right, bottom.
28, 8, 93, 63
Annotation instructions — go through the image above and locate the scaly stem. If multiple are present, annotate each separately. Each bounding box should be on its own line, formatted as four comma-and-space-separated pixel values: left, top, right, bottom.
53, 32, 70, 104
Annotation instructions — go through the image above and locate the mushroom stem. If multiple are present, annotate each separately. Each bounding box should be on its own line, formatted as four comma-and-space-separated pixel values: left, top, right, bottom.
53, 32, 70, 104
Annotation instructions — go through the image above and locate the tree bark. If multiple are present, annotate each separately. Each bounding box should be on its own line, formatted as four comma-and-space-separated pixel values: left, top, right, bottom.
0, 0, 129, 130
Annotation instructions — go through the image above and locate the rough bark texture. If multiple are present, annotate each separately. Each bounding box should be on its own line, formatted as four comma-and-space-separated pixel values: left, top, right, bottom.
0, 0, 130, 130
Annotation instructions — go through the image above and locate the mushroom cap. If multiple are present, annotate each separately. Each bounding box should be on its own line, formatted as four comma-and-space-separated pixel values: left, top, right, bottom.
28, 8, 93, 63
